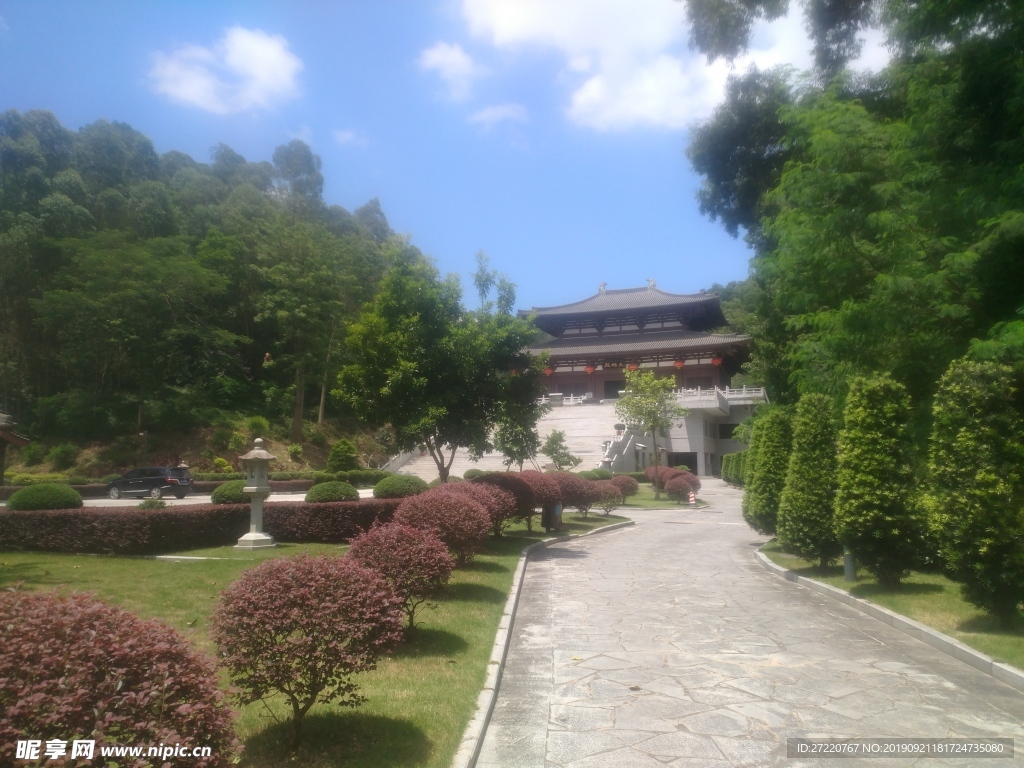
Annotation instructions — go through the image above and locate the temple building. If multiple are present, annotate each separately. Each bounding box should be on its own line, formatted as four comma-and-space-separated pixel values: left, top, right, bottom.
521, 281, 767, 477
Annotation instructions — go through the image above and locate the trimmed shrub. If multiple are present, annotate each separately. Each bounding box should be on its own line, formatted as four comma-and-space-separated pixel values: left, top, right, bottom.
835, 375, 922, 589
591, 468, 613, 480
547, 471, 587, 506
347, 469, 391, 488
595, 480, 624, 515
394, 489, 492, 564
6, 483, 83, 511
287, 443, 303, 461
927, 359, 1024, 626
742, 408, 792, 535
626, 471, 650, 483
20, 442, 46, 466
326, 438, 361, 473
777, 394, 841, 569
558, 476, 602, 517
374, 474, 428, 499
211, 479, 247, 504
228, 430, 247, 451
270, 470, 318, 481
213, 457, 232, 473
0, 501, 400, 554
137, 497, 167, 510
192, 471, 245, 481
644, 465, 684, 490
312, 470, 337, 486
609, 474, 640, 498
213, 556, 403, 749
347, 522, 455, 628
442, 481, 518, 536
1, 589, 239, 767
666, 476, 696, 504
472, 473, 537, 530
518, 470, 561, 505
46, 442, 78, 471
463, 468, 486, 480
576, 470, 600, 480
305, 481, 360, 503
428, 476, 465, 487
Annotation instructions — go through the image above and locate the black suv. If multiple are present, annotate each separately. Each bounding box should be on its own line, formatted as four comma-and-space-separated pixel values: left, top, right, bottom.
107, 467, 192, 499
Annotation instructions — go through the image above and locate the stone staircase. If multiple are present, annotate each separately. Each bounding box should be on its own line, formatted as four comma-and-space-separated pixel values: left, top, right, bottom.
395, 403, 623, 482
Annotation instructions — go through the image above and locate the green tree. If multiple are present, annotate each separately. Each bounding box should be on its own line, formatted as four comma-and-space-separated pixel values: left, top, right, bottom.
615, 369, 686, 501
834, 375, 922, 589
540, 430, 580, 471
742, 407, 792, 535
336, 253, 541, 483
926, 359, 1024, 627
777, 393, 840, 568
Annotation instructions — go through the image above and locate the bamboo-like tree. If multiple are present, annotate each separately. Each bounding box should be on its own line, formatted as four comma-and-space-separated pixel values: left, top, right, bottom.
742, 407, 791, 535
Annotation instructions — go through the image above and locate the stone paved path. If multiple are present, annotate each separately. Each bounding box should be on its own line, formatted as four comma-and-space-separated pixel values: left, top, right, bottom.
476, 479, 1024, 767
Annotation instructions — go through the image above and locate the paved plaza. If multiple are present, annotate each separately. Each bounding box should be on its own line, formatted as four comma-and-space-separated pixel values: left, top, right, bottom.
477, 480, 1024, 767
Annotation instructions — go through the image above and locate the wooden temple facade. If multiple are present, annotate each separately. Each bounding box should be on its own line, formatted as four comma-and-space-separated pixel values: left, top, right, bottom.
522, 281, 751, 400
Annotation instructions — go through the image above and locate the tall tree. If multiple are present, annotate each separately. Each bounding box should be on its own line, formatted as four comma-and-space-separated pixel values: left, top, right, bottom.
742, 407, 792, 535
615, 370, 686, 500
336, 252, 541, 483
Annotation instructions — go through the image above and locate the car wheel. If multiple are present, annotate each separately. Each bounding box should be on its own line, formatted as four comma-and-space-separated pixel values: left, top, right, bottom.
150, 487, 163, 500
174, 492, 186, 499
109, 487, 121, 500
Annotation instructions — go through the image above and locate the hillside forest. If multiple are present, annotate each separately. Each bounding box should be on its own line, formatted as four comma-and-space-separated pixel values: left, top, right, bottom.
0, 110, 422, 448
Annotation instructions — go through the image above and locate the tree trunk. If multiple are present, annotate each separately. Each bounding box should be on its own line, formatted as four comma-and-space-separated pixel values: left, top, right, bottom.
318, 375, 327, 426
291, 364, 305, 442
652, 428, 660, 500
0, 441, 6, 487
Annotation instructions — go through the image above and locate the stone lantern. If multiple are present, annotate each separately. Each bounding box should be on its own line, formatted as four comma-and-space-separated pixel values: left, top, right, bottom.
235, 437, 276, 550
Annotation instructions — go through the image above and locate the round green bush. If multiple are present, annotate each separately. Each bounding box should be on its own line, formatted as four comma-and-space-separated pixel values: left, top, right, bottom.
373, 475, 428, 499
211, 479, 248, 504
6, 483, 83, 511
428, 476, 465, 487
463, 468, 486, 480
305, 481, 360, 503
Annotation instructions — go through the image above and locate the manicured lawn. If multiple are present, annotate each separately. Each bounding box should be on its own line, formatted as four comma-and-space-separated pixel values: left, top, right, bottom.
1, 513, 627, 767
761, 540, 1024, 671
621, 483, 709, 510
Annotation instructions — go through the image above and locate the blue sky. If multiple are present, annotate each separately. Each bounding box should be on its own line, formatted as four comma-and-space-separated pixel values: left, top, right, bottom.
0, 1, 887, 310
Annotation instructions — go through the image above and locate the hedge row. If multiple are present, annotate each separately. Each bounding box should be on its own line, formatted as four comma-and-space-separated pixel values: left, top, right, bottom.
721, 452, 747, 486
0, 499, 401, 554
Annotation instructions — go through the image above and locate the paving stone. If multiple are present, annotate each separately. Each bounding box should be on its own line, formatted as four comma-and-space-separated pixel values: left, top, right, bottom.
476, 480, 1024, 767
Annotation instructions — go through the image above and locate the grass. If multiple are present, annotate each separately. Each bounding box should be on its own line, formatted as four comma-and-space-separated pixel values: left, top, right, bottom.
1, 512, 627, 767
621, 483, 710, 510
761, 540, 1024, 671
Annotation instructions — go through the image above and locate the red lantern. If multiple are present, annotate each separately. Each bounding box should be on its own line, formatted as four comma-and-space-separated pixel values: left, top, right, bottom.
673, 360, 684, 369
711, 356, 723, 366
627, 363, 639, 371
584, 365, 595, 374
543, 367, 554, 376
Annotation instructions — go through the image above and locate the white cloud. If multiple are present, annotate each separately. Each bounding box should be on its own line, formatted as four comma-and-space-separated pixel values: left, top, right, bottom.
461, 0, 890, 130
469, 103, 529, 129
334, 129, 368, 146
418, 42, 483, 100
150, 27, 302, 114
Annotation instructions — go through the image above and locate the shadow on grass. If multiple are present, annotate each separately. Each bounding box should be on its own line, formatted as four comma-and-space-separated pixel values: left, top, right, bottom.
445, 582, 506, 604
458, 559, 508, 573
850, 581, 945, 598
0, 561, 60, 588
957, 614, 1024, 635
392, 627, 470, 658
242, 711, 432, 768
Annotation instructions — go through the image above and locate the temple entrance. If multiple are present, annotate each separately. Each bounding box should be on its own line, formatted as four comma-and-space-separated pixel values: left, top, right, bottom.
668, 452, 697, 473
603, 379, 625, 399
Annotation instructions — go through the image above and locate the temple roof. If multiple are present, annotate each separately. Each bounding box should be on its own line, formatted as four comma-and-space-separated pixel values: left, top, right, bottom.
527, 328, 750, 358
524, 284, 717, 317
520, 283, 726, 336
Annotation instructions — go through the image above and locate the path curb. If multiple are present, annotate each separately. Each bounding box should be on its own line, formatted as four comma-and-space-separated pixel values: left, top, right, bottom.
450, 520, 636, 768
754, 550, 1024, 694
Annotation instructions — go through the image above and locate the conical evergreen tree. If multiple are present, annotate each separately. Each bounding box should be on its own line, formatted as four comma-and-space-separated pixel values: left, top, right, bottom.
777, 393, 840, 568
743, 408, 792, 535
927, 359, 1024, 627
835, 375, 921, 589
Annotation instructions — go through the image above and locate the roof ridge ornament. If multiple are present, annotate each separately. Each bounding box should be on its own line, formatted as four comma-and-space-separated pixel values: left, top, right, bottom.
647, 278, 656, 289
599, 282, 607, 294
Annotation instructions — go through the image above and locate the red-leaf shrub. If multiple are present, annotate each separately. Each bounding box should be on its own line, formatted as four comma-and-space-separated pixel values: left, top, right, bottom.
437, 482, 517, 537
394, 489, 492, 565
595, 480, 625, 515
213, 556, 403, 750
644, 465, 682, 490
471, 473, 536, 518
666, 475, 700, 503
346, 522, 455, 627
1, 589, 239, 767
518, 471, 560, 504
570, 479, 604, 517
546, 471, 588, 507
609, 474, 640, 498
0, 500, 399, 554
